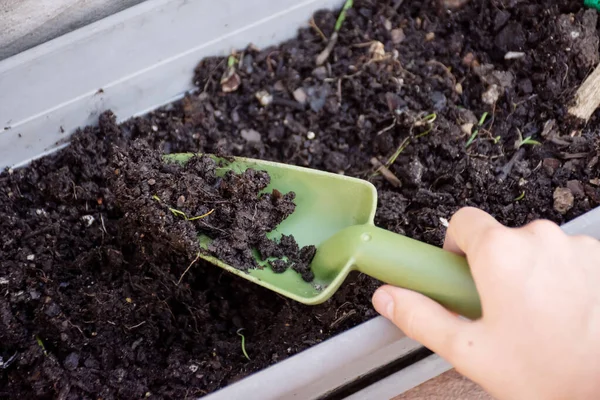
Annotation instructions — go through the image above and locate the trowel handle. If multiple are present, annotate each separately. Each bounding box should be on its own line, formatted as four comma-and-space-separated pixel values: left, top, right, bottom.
354, 225, 482, 319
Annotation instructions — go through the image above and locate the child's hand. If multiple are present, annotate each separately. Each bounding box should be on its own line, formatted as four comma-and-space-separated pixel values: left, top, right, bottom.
372, 207, 600, 400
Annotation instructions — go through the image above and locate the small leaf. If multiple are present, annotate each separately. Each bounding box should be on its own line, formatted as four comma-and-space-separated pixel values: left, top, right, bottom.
478, 112, 489, 126
514, 191, 525, 201
466, 129, 479, 148
188, 209, 215, 221
334, 0, 354, 32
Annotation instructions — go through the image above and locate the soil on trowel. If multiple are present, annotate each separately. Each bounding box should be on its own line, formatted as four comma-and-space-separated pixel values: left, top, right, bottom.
110, 141, 316, 281
2, 0, 600, 398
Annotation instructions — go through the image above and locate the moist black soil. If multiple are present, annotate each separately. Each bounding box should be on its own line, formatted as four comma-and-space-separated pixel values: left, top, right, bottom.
2, 0, 600, 398
110, 141, 316, 281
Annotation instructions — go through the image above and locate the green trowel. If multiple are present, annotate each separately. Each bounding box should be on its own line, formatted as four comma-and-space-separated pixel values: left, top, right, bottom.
166, 154, 482, 319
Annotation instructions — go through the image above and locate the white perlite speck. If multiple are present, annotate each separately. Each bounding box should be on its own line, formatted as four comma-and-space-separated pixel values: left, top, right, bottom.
504, 51, 525, 60
81, 215, 95, 226
255, 90, 273, 106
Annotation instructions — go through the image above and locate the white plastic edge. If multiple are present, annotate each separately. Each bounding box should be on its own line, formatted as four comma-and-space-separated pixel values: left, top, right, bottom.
560, 205, 600, 238
203, 317, 418, 400
0, 0, 344, 169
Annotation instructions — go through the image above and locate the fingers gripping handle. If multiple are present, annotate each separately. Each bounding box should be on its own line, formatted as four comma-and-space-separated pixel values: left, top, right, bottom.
352, 225, 482, 319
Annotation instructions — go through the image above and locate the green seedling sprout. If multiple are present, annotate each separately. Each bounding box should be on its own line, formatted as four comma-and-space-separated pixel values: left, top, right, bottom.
477, 112, 488, 127
421, 113, 437, 124
415, 113, 437, 138
385, 137, 411, 168
237, 329, 251, 360
515, 128, 541, 149
373, 112, 436, 180
188, 209, 215, 221
518, 136, 541, 147
36, 336, 48, 356
514, 191, 526, 201
316, 0, 353, 66
152, 195, 214, 221
466, 112, 489, 148
335, 0, 354, 32
169, 208, 187, 219
227, 55, 238, 68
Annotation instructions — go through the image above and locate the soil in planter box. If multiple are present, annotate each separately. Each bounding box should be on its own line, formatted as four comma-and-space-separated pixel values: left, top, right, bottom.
110, 141, 316, 281
2, 0, 600, 398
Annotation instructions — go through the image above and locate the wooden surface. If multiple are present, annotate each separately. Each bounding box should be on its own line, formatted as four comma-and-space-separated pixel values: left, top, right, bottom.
568, 62, 600, 121
392, 369, 494, 400
0, 0, 145, 60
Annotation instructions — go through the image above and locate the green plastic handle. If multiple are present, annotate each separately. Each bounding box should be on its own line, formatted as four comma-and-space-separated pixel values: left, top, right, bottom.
585, 0, 600, 11
321, 225, 482, 319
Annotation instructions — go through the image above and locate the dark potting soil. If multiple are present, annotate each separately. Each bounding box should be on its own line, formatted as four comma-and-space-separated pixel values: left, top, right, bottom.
110, 141, 316, 281
2, 0, 600, 398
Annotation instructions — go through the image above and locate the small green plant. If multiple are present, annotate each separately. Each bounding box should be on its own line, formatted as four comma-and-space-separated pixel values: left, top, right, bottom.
385, 137, 411, 168
420, 113, 437, 124
227, 55, 238, 68
36, 335, 48, 356
514, 191, 525, 201
316, 0, 353, 65
188, 210, 215, 221
415, 113, 437, 138
514, 128, 541, 149
335, 0, 354, 32
168, 207, 187, 219
466, 112, 489, 148
237, 329, 251, 361
520, 137, 541, 146
379, 112, 436, 170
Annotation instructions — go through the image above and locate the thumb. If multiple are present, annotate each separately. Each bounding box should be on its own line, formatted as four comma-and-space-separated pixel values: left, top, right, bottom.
372, 285, 474, 364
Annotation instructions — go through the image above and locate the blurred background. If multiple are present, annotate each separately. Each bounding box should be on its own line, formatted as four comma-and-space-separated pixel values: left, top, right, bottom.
1, 0, 145, 60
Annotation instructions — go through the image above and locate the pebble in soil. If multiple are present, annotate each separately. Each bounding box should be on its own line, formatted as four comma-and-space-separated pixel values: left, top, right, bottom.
2, 0, 600, 398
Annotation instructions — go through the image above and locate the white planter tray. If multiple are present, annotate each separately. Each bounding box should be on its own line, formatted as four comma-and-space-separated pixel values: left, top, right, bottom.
2, 0, 599, 399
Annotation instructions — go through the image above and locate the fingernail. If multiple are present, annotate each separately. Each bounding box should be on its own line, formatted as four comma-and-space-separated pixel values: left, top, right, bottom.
372, 288, 394, 319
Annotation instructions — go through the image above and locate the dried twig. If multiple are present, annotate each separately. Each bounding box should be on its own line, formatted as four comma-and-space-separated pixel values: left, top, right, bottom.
330, 309, 357, 329
385, 136, 412, 167
316, 33, 339, 66
559, 152, 590, 160
100, 215, 108, 235
316, 0, 353, 66
178, 252, 202, 285
376, 120, 397, 136
125, 321, 147, 330
370, 157, 402, 187
272, 96, 305, 110
427, 60, 457, 88
497, 147, 525, 182
309, 17, 327, 41
66, 320, 85, 338
568, 63, 600, 121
